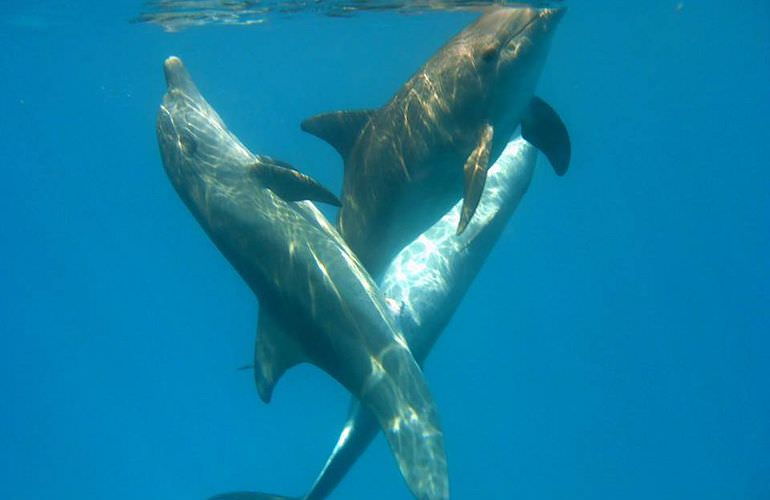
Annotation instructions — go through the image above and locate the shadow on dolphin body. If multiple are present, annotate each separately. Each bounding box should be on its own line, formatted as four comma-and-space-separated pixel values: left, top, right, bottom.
213, 137, 543, 500
156, 56, 449, 500
302, 5, 570, 282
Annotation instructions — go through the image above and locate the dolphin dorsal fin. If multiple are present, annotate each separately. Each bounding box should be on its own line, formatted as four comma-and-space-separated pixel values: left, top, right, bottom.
252, 156, 341, 206
301, 109, 376, 161
521, 96, 571, 176
252, 308, 306, 403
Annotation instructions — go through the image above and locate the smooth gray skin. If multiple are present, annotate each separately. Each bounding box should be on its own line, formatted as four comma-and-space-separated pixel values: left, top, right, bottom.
212, 137, 539, 500
157, 56, 449, 500
302, 6, 567, 281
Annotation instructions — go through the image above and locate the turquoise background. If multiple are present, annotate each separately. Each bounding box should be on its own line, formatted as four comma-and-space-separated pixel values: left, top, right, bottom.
1, 1, 769, 498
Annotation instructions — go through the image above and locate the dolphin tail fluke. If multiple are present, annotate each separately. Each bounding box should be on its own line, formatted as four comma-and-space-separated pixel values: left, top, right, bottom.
209, 492, 299, 500
252, 308, 306, 403
521, 96, 571, 176
458, 124, 495, 235
252, 156, 341, 206
300, 110, 375, 160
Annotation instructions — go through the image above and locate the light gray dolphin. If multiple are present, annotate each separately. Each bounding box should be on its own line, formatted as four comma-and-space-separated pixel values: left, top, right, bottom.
302, 6, 569, 280
212, 136, 540, 500
156, 56, 448, 500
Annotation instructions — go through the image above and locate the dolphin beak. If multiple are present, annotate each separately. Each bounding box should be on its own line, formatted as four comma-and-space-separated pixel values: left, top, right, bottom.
163, 56, 201, 98
539, 6, 566, 24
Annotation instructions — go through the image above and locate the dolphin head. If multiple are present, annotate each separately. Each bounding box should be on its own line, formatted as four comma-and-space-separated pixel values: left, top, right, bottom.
157, 56, 340, 246
447, 6, 565, 131
157, 56, 254, 203
478, 6, 565, 62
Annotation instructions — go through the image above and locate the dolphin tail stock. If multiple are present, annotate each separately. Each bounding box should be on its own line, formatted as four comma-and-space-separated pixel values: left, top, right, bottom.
252, 320, 448, 499
359, 349, 449, 500
300, 109, 376, 161
250, 304, 448, 499
520, 96, 571, 176
299, 400, 381, 500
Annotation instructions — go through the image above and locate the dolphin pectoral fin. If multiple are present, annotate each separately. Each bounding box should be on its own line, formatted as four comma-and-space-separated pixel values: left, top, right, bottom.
300, 109, 376, 160
253, 308, 306, 403
458, 124, 495, 235
252, 156, 341, 206
521, 96, 571, 176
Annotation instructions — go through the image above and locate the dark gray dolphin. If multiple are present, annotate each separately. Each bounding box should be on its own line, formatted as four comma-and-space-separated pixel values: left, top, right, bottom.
212, 136, 540, 499
302, 6, 569, 280
156, 56, 448, 500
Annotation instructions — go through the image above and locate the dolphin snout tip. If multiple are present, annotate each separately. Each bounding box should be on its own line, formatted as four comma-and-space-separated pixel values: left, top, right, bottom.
163, 56, 183, 75
164, 55, 182, 67
540, 6, 567, 22
163, 55, 190, 90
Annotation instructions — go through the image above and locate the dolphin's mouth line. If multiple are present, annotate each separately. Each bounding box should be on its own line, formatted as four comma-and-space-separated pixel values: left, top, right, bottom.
159, 104, 172, 124
159, 103, 180, 139
500, 10, 543, 49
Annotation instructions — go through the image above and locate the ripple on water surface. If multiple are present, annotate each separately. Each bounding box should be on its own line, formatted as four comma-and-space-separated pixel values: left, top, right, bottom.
133, 0, 567, 31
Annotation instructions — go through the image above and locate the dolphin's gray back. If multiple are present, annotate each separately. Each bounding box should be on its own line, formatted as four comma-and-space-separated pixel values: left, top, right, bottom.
302, 399, 380, 500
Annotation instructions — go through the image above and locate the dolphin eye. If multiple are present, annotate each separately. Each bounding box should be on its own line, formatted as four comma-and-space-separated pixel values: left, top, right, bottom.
481, 46, 498, 63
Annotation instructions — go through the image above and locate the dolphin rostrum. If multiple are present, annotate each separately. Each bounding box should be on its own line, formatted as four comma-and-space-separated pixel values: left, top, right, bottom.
156, 56, 448, 500
302, 6, 570, 280
213, 136, 541, 499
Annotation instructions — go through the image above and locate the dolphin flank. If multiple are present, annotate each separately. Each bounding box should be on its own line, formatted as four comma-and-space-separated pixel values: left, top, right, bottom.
156, 56, 448, 500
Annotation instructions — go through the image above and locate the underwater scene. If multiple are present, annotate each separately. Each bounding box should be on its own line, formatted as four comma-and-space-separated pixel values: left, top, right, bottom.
1, 1, 769, 499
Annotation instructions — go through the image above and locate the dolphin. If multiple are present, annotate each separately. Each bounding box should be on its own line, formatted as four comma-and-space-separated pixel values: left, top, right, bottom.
302, 6, 570, 280
156, 56, 448, 500
212, 136, 540, 500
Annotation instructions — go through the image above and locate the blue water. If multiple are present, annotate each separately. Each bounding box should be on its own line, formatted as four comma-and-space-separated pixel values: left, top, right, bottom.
2, 1, 769, 498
